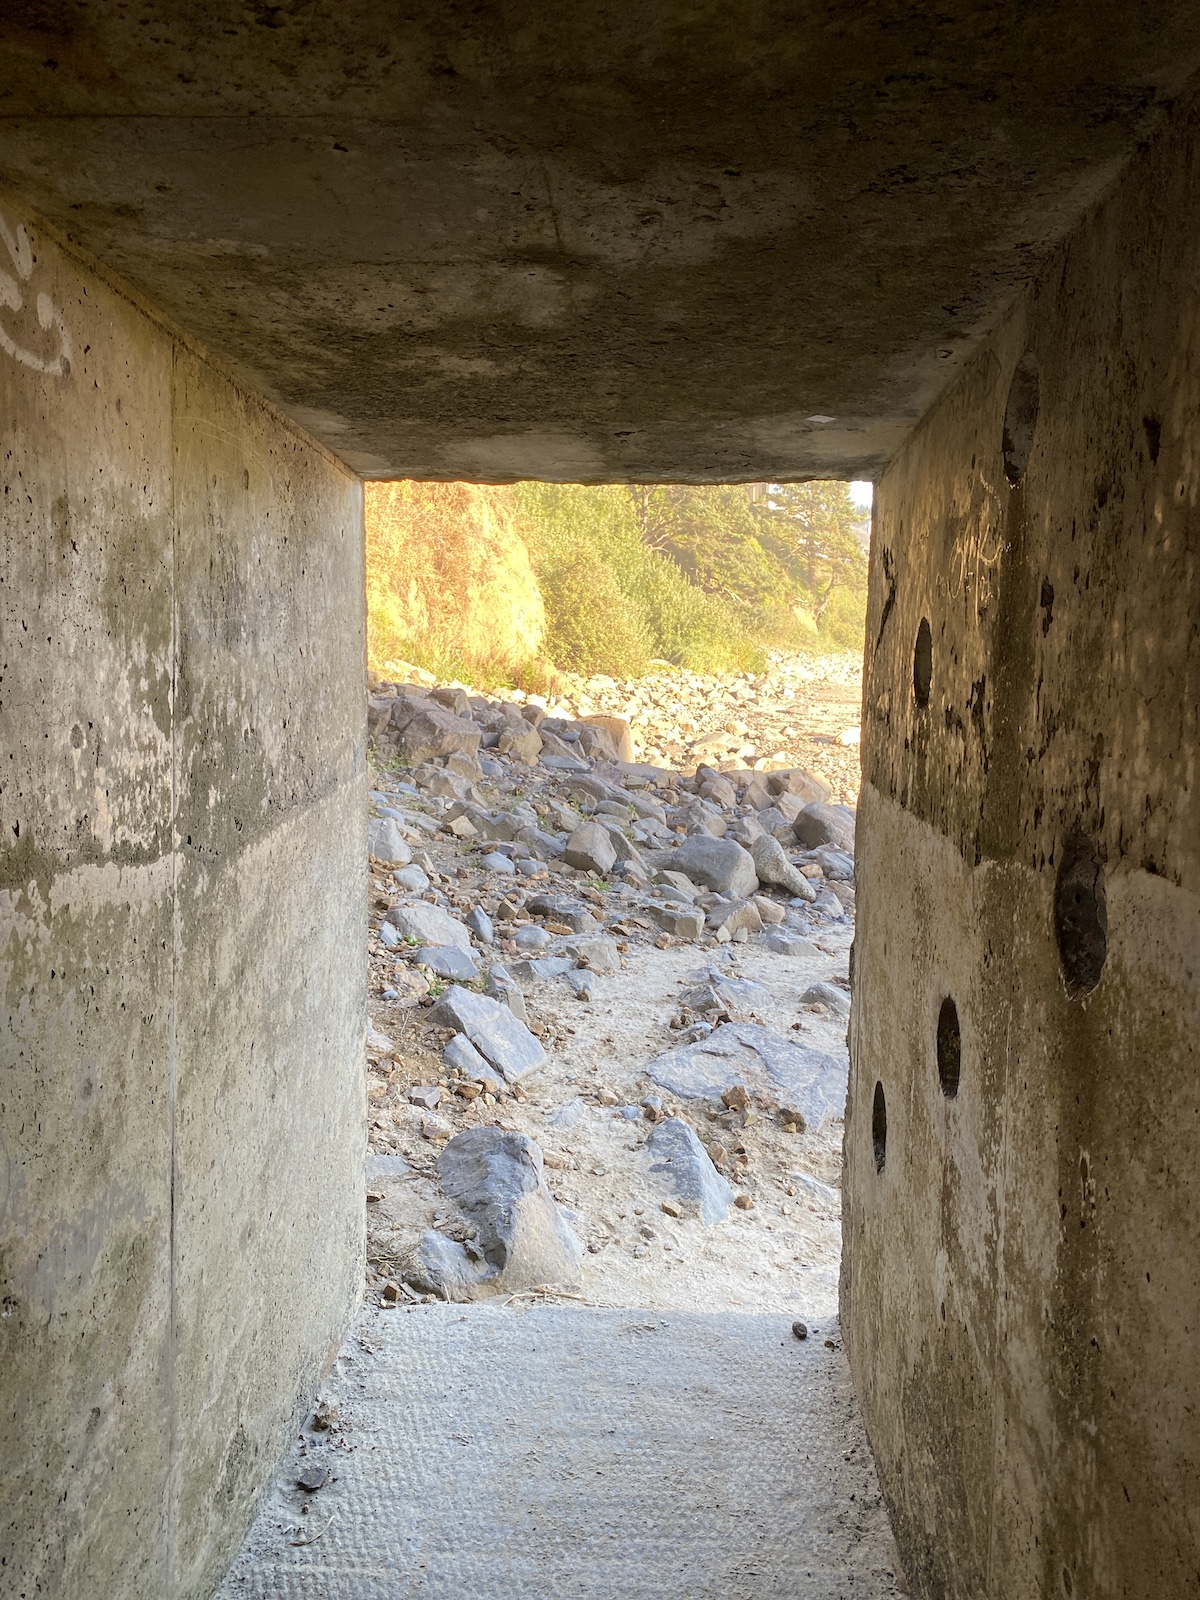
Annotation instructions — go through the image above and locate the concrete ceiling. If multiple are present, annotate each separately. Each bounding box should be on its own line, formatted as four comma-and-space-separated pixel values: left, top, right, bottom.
3, 2, 1200, 482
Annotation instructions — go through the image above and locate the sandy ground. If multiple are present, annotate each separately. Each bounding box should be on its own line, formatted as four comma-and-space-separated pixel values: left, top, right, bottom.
366, 928, 850, 1323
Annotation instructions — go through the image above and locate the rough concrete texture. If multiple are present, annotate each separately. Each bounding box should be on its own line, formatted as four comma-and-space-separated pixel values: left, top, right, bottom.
844, 83, 1200, 1599
217, 1303, 905, 1598
4, 6, 1200, 480
0, 194, 366, 1598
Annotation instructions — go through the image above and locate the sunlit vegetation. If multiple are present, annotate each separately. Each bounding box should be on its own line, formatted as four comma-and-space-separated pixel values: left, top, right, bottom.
366, 480, 868, 685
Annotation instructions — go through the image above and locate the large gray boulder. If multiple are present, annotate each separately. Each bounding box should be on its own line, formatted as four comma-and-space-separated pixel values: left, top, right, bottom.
511, 956, 576, 983
648, 903, 705, 940
564, 821, 617, 875
414, 945, 480, 981
762, 930, 821, 957
801, 981, 851, 1016
596, 818, 645, 867
563, 936, 621, 973
576, 722, 620, 760
429, 984, 546, 1081
497, 725, 544, 765
580, 714, 634, 761
516, 824, 565, 861
405, 1229, 491, 1300
368, 816, 412, 866
772, 767, 831, 804
525, 891, 600, 933
392, 702, 483, 764
418, 1128, 584, 1297
386, 900, 474, 952
705, 898, 762, 936
814, 846, 855, 881
645, 1118, 733, 1225
677, 973, 772, 1023
665, 834, 758, 898
792, 801, 856, 853
430, 684, 471, 716
749, 834, 817, 901
484, 963, 528, 1023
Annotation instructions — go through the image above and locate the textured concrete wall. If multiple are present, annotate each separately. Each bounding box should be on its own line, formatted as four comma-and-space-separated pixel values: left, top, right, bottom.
0, 196, 366, 1598
844, 87, 1200, 1599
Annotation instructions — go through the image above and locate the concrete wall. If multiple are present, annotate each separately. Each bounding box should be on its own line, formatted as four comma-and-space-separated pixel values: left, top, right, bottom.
0, 196, 366, 1598
844, 86, 1200, 1599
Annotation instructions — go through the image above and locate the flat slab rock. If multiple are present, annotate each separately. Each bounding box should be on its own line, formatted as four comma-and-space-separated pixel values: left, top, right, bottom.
646, 1023, 847, 1131
415, 945, 480, 981
386, 900, 474, 953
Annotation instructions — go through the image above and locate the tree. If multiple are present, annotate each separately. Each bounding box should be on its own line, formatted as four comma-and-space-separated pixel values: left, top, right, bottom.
760, 481, 868, 622
626, 484, 793, 610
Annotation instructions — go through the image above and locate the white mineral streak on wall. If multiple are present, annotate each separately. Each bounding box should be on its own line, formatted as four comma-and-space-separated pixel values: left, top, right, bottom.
0, 210, 73, 377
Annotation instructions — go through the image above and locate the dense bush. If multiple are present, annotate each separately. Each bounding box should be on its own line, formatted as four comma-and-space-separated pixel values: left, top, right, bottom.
515, 483, 774, 675
514, 481, 865, 675
536, 547, 653, 676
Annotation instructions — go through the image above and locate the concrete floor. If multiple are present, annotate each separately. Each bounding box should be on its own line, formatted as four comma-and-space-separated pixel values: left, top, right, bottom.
217, 1302, 904, 1599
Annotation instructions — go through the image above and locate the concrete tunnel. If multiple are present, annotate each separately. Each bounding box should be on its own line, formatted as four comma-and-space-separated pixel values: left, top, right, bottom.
1, 4, 1198, 1595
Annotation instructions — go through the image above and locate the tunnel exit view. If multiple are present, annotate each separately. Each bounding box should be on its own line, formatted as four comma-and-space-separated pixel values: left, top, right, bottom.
217, 481, 891, 1585
3, 5, 1199, 1599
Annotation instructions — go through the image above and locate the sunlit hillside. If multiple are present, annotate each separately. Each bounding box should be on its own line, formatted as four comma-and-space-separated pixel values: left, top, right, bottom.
366, 481, 868, 687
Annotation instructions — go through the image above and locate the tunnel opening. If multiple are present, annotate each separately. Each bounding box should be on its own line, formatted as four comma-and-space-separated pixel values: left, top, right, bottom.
212, 474, 913, 1591
10, 21, 1199, 1591
358, 476, 870, 1328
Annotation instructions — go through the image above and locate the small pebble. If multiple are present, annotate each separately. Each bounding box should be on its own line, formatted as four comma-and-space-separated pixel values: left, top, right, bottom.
792, 1320, 808, 1341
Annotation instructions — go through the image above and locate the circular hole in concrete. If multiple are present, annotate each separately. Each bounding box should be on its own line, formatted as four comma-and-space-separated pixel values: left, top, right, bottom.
1143, 415, 1162, 465
936, 996, 961, 1098
1054, 832, 1107, 996
1002, 353, 1040, 485
872, 1080, 887, 1173
913, 618, 932, 708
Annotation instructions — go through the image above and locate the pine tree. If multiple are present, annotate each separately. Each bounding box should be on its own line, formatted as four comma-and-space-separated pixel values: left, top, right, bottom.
760, 481, 868, 622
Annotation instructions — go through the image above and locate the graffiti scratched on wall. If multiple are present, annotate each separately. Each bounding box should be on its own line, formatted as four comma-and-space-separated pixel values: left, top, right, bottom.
0, 211, 72, 378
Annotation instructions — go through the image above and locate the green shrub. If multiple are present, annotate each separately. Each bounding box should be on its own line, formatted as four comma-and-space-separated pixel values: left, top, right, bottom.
514, 483, 784, 676
537, 549, 653, 677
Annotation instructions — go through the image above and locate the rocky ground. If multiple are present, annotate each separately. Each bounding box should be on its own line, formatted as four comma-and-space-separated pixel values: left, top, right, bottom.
391, 649, 864, 803
364, 652, 862, 1328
